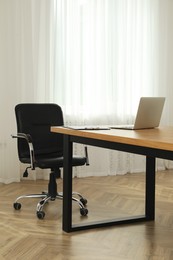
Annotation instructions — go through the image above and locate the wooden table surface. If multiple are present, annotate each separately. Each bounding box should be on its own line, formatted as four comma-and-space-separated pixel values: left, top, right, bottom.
51, 126, 173, 151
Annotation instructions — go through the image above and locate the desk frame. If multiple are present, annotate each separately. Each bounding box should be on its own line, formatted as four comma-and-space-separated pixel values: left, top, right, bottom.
62, 133, 173, 233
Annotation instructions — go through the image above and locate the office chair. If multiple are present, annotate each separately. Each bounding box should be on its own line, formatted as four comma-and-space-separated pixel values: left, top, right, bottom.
12, 103, 89, 219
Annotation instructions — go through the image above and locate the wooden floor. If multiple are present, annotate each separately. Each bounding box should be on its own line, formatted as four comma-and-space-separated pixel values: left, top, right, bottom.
1, 170, 173, 259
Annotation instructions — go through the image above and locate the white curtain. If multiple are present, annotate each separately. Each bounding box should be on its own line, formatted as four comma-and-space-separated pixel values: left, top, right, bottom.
0, 0, 55, 183
1, 0, 173, 183
54, 0, 158, 123
52, 0, 173, 177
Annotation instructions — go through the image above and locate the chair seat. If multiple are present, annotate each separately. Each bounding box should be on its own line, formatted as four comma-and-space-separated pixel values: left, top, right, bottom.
20, 155, 87, 169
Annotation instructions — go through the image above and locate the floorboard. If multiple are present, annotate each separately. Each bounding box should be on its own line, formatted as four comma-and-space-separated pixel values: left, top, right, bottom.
0, 170, 173, 259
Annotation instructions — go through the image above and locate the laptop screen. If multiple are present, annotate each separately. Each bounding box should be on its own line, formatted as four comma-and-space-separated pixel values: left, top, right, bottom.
133, 97, 165, 129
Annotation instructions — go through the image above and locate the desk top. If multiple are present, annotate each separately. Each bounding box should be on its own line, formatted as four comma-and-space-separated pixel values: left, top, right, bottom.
51, 126, 173, 152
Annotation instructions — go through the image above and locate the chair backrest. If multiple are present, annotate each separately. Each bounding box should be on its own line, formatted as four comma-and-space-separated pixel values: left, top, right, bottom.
15, 103, 64, 160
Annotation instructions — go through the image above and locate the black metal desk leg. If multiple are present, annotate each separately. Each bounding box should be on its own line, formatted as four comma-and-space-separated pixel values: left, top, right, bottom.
145, 156, 156, 220
63, 135, 73, 232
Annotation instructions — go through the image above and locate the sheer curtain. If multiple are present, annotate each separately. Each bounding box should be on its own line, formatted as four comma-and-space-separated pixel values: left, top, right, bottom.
0, 0, 55, 183
54, 0, 160, 124
1, 0, 173, 183
52, 0, 173, 177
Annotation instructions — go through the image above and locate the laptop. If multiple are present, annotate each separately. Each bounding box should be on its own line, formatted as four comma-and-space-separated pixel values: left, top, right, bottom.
111, 97, 165, 130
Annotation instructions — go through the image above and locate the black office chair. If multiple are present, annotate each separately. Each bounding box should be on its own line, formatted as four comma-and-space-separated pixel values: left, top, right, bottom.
12, 103, 89, 219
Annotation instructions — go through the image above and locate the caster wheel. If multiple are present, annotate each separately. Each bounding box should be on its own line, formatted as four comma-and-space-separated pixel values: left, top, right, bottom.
80, 198, 87, 206
80, 208, 88, 216
13, 202, 21, 210
37, 211, 45, 219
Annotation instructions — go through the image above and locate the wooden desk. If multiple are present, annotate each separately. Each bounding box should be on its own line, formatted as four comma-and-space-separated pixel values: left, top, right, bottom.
51, 126, 173, 232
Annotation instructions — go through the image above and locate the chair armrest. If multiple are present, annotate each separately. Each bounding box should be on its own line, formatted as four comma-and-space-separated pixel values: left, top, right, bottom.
84, 146, 89, 166
11, 133, 35, 170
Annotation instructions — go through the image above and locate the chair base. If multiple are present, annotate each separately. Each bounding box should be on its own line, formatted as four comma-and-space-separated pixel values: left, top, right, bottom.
13, 191, 88, 219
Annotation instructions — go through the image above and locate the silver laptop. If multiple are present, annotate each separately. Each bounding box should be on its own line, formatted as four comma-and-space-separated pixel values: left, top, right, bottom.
111, 97, 165, 130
